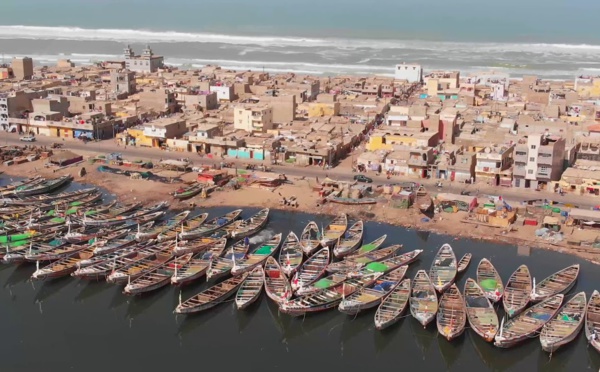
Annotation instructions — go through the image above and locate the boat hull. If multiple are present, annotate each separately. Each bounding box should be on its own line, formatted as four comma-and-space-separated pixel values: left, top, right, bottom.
124, 277, 170, 295
171, 263, 209, 285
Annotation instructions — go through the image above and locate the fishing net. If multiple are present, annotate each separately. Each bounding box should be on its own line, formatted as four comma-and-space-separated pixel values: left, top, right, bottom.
314, 278, 334, 289
360, 244, 376, 253
365, 262, 389, 273
254, 246, 273, 255
479, 279, 498, 291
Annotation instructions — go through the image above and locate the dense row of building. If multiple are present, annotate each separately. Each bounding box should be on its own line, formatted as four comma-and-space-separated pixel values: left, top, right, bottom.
1, 47, 600, 196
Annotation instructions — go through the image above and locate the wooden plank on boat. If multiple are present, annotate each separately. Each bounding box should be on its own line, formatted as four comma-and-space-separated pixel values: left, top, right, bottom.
503, 264, 532, 318
464, 278, 498, 342
531, 264, 579, 303
437, 284, 467, 341
374, 278, 411, 331
540, 291, 586, 353
476, 258, 504, 303
429, 244, 457, 293
410, 270, 438, 327
235, 266, 264, 310
175, 273, 248, 314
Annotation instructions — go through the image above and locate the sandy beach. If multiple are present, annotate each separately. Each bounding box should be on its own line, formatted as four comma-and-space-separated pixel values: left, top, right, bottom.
2, 153, 598, 266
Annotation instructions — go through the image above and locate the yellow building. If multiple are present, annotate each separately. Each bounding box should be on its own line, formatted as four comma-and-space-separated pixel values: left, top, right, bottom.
308, 102, 340, 118
365, 130, 438, 151
576, 78, 600, 99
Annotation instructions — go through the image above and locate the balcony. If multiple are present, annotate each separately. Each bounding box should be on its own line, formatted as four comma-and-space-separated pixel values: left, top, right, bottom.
536, 168, 551, 179
537, 155, 553, 165
514, 154, 528, 163
476, 166, 500, 174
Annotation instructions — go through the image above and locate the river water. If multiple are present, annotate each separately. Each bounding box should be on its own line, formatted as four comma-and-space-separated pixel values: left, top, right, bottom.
0, 180, 599, 371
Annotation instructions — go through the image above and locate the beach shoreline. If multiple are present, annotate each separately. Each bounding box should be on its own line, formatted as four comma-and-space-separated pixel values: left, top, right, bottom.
2, 158, 598, 267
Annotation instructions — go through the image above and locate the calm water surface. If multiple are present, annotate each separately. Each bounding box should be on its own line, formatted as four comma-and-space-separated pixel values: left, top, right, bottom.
0, 179, 599, 371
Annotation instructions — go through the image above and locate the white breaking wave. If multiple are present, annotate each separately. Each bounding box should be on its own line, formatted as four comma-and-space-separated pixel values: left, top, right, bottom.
2, 25, 600, 55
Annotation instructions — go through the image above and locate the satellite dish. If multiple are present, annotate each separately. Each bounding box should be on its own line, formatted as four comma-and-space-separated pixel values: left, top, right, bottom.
484, 147, 491, 154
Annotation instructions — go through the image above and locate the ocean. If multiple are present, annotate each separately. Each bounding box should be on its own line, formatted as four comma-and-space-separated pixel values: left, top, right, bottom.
1, 1, 600, 78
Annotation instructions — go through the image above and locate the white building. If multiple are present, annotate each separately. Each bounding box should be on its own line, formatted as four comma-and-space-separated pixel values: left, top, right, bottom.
234, 104, 273, 133
394, 63, 423, 83
124, 45, 164, 74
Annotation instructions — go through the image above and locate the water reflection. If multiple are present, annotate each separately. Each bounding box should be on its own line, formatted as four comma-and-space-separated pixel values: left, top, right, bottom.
235, 294, 262, 333
73, 281, 114, 303
33, 276, 72, 303
3, 264, 34, 288
410, 319, 436, 361
437, 330, 465, 370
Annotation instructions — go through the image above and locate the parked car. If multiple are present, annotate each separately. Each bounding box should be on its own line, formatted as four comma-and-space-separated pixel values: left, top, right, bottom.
19, 135, 36, 142
353, 174, 373, 183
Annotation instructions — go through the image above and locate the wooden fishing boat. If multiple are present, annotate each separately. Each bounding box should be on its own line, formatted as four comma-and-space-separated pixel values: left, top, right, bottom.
410, 270, 438, 327
295, 272, 348, 296
585, 290, 600, 353
178, 209, 242, 240
503, 264, 532, 318
72, 241, 167, 280
172, 183, 203, 200
170, 238, 228, 285
494, 294, 564, 348
429, 243, 457, 293
279, 273, 381, 316
339, 266, 408, 315
327, 195, 377, 205
230, 233, 282, 275
80, 243, 139, 269
326, 244, 402, 274
277, 231, 303, 277
63, 223, 126, 244
319, 213, 348, 247
347, 249, 423, 278
437, 284, 467, 341
299, 221, 321, 256
77, 201, 141, 222
3, 187, 98, 207
464, 278, 499, 342
332, 220, 364, 259
415, 185, 433, 212
13, 175, 73, 197
457, 253, 472, 274
263, 256, 292, 304
82, 202, 168, 227
540, 291, 586, 353
344, 234, 387, 259
235, 266, 264, 310
25, 237, 94, 262
31, 247, 95, 280
531, 264, 579, 303
91, 223, 153, 255
158, 212, 208, 241
206, 238, 251, 281
123, 254, 193, 295
291, 247, 330, 292
0, 176, 43, 195
107, 249, 173, 285
172, 232, 229, 256
229, 208, 270, 239
374, 278, 411, 330
135, 210, 190, 241
476, 258, 504, 303
175, 273, 249, 314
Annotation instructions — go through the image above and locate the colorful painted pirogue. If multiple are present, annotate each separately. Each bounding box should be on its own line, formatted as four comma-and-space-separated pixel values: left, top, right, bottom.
123, 254, 193, 295
319, 213, 348, 247
429, 244, 457, 293
374, 278, 411, 330
229, 208, 270, 239
332, 220, 364, 258
437, 284, 467, 341
503, 264, 532, 318
585, 290, 600, 354
175, 273, 249, 314
326, 244, 402, 274
540, 291, 586, 353
235, 266, 264, 310
230, 233, 282, 276
530, 264, 579, 303
495, 294, 564, 348
338, 266, 407, 315
410, 270, 438, 327
476, 258, 504, 303
299, 221, 321, 256
171, 238, 228, 285
178, 209, 242, 240
277, 231, 303, 277
464, 278, 499, 342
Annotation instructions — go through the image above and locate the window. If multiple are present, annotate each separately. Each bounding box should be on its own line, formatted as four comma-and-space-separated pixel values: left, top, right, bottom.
529, 157, 535, 162
528, 169, 534, 174
531, 145, 536, 149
